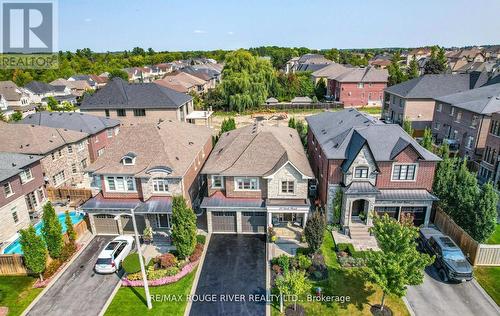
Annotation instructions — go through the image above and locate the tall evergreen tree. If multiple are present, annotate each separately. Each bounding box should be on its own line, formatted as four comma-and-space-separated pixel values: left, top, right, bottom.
314, 79, 327, 100
448, 159, 479, 225
41, 202, 63, 259
19, 226, 47, 280
65, 211, 76, 244
406, 56, 420, 80
421, 128, 433, 151
171, 196, 197, 259
470, 182, 498, 242
402, 117, 413, 136
433, 146, 456, 209
387, 51, 407, 86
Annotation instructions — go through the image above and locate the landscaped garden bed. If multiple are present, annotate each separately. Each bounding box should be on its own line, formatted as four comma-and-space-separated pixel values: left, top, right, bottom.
335, 243, 366, 268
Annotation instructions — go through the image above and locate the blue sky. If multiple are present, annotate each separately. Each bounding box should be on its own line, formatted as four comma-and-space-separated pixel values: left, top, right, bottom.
59, 0, 500, 52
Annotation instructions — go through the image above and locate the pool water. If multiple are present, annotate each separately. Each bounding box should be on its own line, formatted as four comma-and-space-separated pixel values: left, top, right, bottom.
2, 212, 85, 255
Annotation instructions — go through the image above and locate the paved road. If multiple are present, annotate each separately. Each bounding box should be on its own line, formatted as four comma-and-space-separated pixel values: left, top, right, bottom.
406, 266, 500, 316
26, 236, 121, 316
190, 234, 266, 316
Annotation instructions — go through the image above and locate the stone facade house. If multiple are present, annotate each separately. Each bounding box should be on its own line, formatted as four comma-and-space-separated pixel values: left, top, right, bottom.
20, 112, 120, 162
306, 109, 440, 236
80, 78, 194, 125
200, 123, 314, 235
0, 81, 35, 118
433, 83, 500, 164
0, 122, 90, 188
0, 153, 47, 244
382, 74, 479, 135
80, 121, 213, 235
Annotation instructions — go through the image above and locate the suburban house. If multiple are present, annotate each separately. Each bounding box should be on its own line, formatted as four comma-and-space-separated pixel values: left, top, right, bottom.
155, 71, 209, 94
200, 123, 314, 235
0, 81, 34, 118
80, 78, 194, 125
433, 83, 500, 163
306, 109, 440, 235
80, 120, 213, 235
0, 122, 90, 188
406, 47, 432, 65
311, 63, 351, 85
25, 81, 68, 104
383, 74, 482, 135
327, 67, 388, 107
0, 153, 47, 245
68, 75, 98, 90
478, 111, 500, 186
285, 54, 333, 73
20, 112, 120, 162
50, 78, 92, 97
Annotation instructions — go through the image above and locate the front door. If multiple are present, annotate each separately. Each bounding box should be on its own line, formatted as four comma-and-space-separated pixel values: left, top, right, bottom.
351, 200, 365, 217
157, 214, 169, 228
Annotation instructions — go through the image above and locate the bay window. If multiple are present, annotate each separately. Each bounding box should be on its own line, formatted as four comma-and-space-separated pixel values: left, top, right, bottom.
235, 177, 259, 190
106, 176, 136, 192
392, 164, 417, 181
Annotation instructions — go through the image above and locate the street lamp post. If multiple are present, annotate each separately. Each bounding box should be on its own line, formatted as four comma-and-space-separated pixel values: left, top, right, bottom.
130, 206, 152, 309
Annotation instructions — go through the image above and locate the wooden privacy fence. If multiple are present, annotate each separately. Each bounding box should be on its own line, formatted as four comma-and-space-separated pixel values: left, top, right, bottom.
433, 207, 500, 266
0, 215, 91, 275
46, 187, 92, 206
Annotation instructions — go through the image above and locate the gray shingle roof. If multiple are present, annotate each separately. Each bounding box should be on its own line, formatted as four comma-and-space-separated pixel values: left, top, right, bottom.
344, 182, 380, 195
20, 112, 120, 135
25, 81, 55, 94
81, 193, 172, 214
377, 189, 438, 201
200, 192, 265, 209
80, 78, 192, 110
384, 74, 472, 98
333, 67, 388, 83
0, 152, 43, 182
434, 83, 500, 114
306, 109, 441, 162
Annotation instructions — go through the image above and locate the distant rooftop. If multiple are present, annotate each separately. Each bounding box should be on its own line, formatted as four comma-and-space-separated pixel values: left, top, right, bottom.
0, 152, 43, 182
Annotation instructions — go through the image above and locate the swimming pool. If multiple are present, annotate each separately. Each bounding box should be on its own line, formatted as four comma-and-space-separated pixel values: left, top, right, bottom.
2, 212, 85, 255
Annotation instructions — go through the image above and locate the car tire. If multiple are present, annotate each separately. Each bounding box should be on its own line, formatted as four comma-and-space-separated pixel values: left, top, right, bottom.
439, 269, 448, 282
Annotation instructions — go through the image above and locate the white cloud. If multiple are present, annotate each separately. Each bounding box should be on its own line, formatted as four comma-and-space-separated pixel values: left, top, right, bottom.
193, 30, 206, 34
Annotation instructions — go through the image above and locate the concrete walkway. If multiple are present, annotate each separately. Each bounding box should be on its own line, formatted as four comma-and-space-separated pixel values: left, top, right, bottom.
332, 230, 379, 251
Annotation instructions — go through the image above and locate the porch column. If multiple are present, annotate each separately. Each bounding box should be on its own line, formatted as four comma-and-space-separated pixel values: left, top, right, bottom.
302, 212, 308, 228
206, 210, 213, 233
144, 215, 151, 228
116, 215, 124, 235
423, 203, 432, 227
236, 211, 242, 233
267, 212, 272, 228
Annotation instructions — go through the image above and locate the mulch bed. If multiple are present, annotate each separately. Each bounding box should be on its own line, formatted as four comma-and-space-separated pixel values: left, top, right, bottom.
33, 243, 83, 288
285, 304, 305, 316
370, 305, 393, 316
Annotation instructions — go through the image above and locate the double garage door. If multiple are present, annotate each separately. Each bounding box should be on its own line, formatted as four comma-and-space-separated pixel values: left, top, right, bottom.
93, 214, 146, 235
211, 211, 266, 233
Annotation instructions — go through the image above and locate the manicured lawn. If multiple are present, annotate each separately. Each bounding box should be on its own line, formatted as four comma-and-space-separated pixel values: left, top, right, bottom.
104, 269, 196, 316
271, 230, 409, 316
485, 225, 500, 244
475, 267, 500, 306
0, 276, 43, 316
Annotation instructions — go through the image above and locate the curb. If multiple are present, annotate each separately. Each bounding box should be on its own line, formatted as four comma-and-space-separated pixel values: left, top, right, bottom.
98, 276, 123, 316
21, 232, 95, 316
183, 233, 212, 316
472, 279, 500, 313
265, 241, 271, 316
402, 296, 416, 316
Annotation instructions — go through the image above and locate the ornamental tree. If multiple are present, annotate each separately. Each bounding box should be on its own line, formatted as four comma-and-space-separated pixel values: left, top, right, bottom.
171, 196, 197, 259
41, 201, 63, 259
64, 211, 76, 244
275, 269, 311, 312
366, 214, 433, 312
402, 117, 413, 136
470, 182, 498, 242
421, 127, 433, 151
304, 211, 326, 254
19, 225, 47, 281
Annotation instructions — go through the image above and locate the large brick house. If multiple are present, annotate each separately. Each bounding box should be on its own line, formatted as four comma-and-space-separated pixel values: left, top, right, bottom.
327, 67, 388, 107
306, 109, 440, 235
0, 122, 90, 188
200, 123, 314, 235
0, 153, 47, 244
21, 112, 120, 162
80, 78, 194, 125
433, 83, 500, 163
80, 120, 212, 235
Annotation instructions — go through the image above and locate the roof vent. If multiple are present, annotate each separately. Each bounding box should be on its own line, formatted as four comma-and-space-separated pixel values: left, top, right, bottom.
339, 120, 343, 125
188, 141, 194, 145
12, 162, 16, 167
333, 143, 339, 148
175, 157, 179, 160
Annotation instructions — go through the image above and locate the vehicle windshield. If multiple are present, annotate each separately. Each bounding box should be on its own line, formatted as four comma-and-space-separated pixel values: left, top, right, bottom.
96, 258, 112, 265
442, 249, 466, 261
105, 241, 120, 251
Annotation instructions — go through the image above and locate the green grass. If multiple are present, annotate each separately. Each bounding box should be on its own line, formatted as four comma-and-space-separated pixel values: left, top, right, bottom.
475, 267, 500, 306
485, 225, 500, 244
104, 269, 196, 316
271, 230, 409, 316
0, 276, 43, 316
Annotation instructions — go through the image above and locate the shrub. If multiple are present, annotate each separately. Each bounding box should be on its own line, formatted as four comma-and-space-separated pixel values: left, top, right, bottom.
304, 212, 326, 253
272, 264, 282, 275
60, 242, 77, 262
159, 253, 178, 268
338, 256, 365, 268
189, 243, 204, 262
196, 235, 206, 245
122, 253, 144, 274
146, 266, 180, 280
297, 254, 312, 271
336, 243, 355, 255
43, 259, 62, 279
272, 254, 290, 273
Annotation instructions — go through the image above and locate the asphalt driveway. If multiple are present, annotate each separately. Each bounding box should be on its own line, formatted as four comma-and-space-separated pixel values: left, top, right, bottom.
406, 266, 500, 316
189, 234, 266, 316
26, 236, 122, 316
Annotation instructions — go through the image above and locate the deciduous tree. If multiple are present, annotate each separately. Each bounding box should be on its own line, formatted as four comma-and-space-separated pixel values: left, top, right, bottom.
41, 202, 63, 259
275, 269, 311, 312
19, 226, 47, 281
421, 127, 433, 151
402, 117, 413, 136
65, 211, 76, 244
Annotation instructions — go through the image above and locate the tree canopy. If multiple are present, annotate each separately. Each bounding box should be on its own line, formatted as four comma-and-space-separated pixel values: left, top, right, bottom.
19, 225, 47, 280
171, 196, 197, 259
41, 202, 63, 259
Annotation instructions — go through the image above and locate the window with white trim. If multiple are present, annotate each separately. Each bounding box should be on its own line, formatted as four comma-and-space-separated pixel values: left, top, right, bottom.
211, 175, 223, 188
106, 176, 136, 192
11, 206, 19, 223
392, 164, 417, 181
67, 145, 73, 153
97, 148, 104, 157
52, 171, 65, 185
77, 141, 85, 151
19, 169, 33, 184
434, 122, 441, 130
81, 158, 88, 169
436, 103, 442, 112
354, 166, 369, 178
107, 129, 113, 138
71, 163, 78, 174
122, 157, 135, 165
281, 181, 295, 194
465, 136, 474, 149
235, 177, 259, 190
3, 182, 13, 197
153, 178, 169, 192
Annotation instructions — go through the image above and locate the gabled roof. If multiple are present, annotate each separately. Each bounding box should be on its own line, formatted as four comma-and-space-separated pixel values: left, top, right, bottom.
311, 63, 351, 78
0, 152, 43, 182
25, 81, 55, 94
80, 78, 192, 110
87, 120, 212, 178
333, 67, 388, 83
0, 81, 24, 101
435, 83, 500, 114
202, 123, 313, 178
305, 109, 441, 162
385, 74, 472, 98
0, 122, 88, 155
20, 111, 120, 135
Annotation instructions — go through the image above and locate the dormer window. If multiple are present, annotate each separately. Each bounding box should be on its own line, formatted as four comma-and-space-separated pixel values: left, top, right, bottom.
121, 152, 137, 165
354, 167, 369, 179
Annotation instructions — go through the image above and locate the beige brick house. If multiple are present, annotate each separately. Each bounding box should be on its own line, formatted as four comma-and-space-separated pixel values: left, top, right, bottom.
200, 123, 314, 235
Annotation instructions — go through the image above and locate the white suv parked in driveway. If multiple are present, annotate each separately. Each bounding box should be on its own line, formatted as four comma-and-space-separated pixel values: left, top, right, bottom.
94, 235, 135, 274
